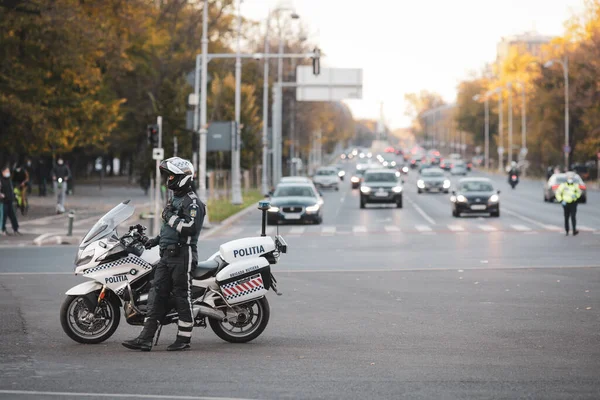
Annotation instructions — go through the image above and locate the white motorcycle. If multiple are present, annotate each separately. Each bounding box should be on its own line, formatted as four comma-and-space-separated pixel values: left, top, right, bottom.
60, 200, 287, 345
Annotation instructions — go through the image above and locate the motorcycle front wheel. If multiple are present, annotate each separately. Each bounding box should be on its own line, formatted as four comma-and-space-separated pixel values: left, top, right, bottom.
209, 297, 270, 343
60, 294, 121, 344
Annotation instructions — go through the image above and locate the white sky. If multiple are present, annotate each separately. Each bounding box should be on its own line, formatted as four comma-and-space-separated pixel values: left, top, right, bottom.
241, 0, 585, 129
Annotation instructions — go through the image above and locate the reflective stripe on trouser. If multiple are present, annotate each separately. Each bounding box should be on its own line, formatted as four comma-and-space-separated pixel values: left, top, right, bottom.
174, 246, 194, 343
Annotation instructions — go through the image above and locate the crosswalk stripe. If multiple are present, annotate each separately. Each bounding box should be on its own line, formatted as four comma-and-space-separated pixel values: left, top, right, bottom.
478, 225, 497, 232
288, 227, 305, 235
353, 226, 367, 233
415, 225, 432, 232
447, 225, 464, 232
384, 226, 401, 232
511, 224, 532, 232
321, 226, 336, 235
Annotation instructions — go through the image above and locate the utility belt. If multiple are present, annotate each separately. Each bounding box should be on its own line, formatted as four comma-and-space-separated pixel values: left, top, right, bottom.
159, 243, 191, 258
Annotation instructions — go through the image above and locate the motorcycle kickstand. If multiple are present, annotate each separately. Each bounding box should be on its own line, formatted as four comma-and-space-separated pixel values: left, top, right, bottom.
154, 325, 163, 346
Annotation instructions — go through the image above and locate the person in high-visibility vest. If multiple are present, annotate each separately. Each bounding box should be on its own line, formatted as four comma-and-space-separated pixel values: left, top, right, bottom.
555, 171, 582, 236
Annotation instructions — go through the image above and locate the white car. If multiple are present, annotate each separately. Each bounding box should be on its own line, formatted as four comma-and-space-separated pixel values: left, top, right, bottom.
312, 167, 340, 191
278, 177, 323, 205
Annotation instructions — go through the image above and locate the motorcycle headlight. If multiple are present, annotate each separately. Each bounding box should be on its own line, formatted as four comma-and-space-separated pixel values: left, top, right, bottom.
402, 166, 409, 173
392, 186, 403, 193
268, 206, 280, 213
338, 170, 346, 177
305, 204, 320, 213
360, 186, 371, 193
75, 247, 95, 267
443, 180, 451, 188
351, 176, 360, 183
417, 180, 425, 189
450, 195, 457, 202
489, 194, 499, 203
457, 195, 467, 203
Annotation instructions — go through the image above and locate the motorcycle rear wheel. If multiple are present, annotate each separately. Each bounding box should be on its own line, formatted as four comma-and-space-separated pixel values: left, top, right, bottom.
209, 297, 270, 343
60, 294, 120, 344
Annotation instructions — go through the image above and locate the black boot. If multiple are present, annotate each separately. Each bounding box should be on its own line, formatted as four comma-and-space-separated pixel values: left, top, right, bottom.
167, 339, 190, 351
573, 230, 579, 236
122, 319, 158, 351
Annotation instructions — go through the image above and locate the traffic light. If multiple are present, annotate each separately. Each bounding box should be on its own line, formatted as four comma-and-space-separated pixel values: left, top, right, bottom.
312, 47, 321, 76
147, 124, 159, 147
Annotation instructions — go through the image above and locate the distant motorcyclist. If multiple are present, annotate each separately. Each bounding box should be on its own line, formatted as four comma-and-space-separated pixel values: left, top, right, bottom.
507, 161, 520, 178
555, 171, 582, 236
123, 157, 206, 352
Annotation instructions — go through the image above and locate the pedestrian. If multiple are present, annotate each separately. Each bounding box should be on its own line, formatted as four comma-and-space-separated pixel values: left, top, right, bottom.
37, 158, 49, 196
51, 157, 71, 214
122, 157, 205, 352
0, 179, 4, 235
24, 158, 33, 195
1, 166, 21, 235
12, 160, 30, 216
555, 171, 582, 236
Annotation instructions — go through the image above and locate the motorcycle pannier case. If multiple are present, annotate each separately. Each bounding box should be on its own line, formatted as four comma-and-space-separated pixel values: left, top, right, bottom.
215, 257, 272, 305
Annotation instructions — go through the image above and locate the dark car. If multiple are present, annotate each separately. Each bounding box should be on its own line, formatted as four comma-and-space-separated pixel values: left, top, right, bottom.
359, 168, 403, 209
417, 167, 451, 194
543, 173, 587, 204
451, 178, 500, 217
267, 183, 323, 225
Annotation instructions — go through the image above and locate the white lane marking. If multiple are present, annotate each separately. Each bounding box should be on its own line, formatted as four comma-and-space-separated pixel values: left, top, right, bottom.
223, 227, 244, 236
503, 208, 548, 229
353, 225, 367, 233
447, 225, 464, 232
0, 390, 251, 400
579, 225, 596, 232
405, 196, 436, 225
321, 226, 336, 235
511, 224, 532, 232
478, 225, 497, 232
543, 224, 562, 231
415, 224, 432, 232
288, 226, 305, 235
384, 226, 401, 232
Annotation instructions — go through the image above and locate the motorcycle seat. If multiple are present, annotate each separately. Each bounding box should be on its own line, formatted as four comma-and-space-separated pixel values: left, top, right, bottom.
193, 256, 224, 280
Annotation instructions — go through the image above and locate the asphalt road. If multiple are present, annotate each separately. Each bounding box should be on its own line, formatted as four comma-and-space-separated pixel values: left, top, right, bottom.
0, 162, 599, 399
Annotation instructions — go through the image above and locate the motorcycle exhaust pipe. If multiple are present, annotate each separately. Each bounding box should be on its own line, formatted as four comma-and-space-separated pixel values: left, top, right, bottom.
193, 304, 226, 321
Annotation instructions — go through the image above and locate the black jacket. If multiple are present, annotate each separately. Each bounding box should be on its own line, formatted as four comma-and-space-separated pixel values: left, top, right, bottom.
158, 190, 205, 260
0, 177, 14, 203
51, 164, 71, 180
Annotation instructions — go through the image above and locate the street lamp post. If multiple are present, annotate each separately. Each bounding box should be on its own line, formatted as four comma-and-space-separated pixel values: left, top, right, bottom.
261, 13, 271, 196
231, 0, 243, 205
507, 82, 513, 165
544, 55, 570, 170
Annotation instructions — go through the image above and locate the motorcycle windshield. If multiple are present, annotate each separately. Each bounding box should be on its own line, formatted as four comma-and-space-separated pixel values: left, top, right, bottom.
80, 201, 135, 247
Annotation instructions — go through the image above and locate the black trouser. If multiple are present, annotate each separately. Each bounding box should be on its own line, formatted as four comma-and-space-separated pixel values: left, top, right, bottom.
145, 246, 195, 342
563, 202, 577, 233
2, 202, 19, 232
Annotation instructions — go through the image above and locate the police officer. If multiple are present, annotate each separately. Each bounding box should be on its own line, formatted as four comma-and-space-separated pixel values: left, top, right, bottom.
555, 171, 582, 236
123, 157, 205, 351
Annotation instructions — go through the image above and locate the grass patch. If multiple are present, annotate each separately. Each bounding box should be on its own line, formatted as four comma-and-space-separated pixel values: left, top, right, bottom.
206, 190, 266, 223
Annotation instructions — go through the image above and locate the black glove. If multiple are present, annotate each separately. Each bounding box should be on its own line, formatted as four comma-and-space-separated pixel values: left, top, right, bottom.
145, 236, 160, 249
162, 204, 176, 223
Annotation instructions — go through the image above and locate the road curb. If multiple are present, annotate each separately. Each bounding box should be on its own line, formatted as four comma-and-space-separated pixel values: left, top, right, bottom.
201, 202, 259, 239
33, 233, 81, 246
